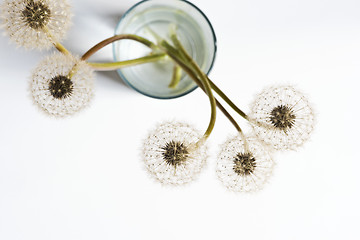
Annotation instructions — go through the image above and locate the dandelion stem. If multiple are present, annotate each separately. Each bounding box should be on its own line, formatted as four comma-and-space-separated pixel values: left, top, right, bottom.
207, 79, 249, 120
81, 32, 244, 133
169, 65, 182, 88
87, 53, 166, 71
159, 40, 242, 134
81, 34, 158, 61
43, 26, 70, 55
67, 63, 79, 79
53, 42, 70, 55
161, 37, 217, 142
169, 30, 248, 121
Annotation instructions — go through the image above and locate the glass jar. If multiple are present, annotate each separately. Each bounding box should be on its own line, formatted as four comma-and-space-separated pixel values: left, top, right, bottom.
113, 0, 217, 99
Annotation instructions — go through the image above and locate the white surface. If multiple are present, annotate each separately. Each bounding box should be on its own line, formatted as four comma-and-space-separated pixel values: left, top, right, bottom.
0, 0, 359, 239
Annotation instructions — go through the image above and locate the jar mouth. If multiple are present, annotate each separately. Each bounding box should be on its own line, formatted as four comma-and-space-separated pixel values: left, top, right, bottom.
113, 0, 217, 100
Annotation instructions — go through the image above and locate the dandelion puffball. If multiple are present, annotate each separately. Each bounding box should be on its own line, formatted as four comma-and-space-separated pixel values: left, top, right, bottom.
30, 52, 95, 117
143, 121, 208, 185
249, 85, 315, 151
0, 0, 72, 49
216, 134, 274, 192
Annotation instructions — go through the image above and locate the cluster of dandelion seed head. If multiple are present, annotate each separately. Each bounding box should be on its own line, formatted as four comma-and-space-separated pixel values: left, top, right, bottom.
249, 85, 315, 151
216, 134, 274, 192
143, 121, 208, 185
0, 0, 72, 50
30, 52, 94, 117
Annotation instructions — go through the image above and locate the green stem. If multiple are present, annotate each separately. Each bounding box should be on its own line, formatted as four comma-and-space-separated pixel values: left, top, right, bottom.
54, 42, 70, 55
208, 79, 249, 120
168, 35, 217, 140
80, 32, 244, 133
43, 26, 70, 55
170, 30, 249, 121
158, 41, 242, 133
169, 65, 182, 88
81, 34, 158, 61
87, 53, 166, 71
159, 40, 217, 143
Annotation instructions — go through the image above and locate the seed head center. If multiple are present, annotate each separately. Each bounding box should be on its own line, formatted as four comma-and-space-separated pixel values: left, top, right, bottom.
161, 141, 189, 167
48, 75, 73, 99
233, 153, 256, 176
270, 105, 296, 130
22, 0, 51, 30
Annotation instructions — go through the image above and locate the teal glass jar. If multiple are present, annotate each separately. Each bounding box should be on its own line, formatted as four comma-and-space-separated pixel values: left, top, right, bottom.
113, 0, 217, 99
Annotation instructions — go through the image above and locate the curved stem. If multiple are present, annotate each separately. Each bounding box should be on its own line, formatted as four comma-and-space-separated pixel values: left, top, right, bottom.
165, 44, 241, 133
81, 34, 158, 61
171, 31, 249, 121
53, 42, 70, 55
43, 26, 70, 55
80, 32, 243, 134
87, 53, 166, 71
170, 30, 249, 121
208, 79, 249, 120
169, 65, 182, 88
160, 40, 216, 143
168, 35, 217, 140
159, 40, 242, 135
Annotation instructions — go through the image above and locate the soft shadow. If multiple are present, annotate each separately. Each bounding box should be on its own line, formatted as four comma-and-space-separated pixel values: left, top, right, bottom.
97, 70, 129, 89
99, 12, 126, 29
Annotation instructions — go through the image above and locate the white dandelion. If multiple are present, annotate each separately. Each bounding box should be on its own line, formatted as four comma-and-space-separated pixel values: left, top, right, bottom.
30, 52, 94, 117
249, 85, 315, 151
0, 0, 72, 50
143, 121, 208, 185
216, 134, 274, 192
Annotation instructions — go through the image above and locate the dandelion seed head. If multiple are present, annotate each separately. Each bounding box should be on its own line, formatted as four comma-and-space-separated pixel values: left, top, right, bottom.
1, 0, 72, 49
22, 0, 51, 30
216, 135, 274, 192
233, 152, 256, 176
30, 52, 95, 117
250, 85, 315, 151
143, 121, 208, 186
269, 105, 296, 130
48, 75, 73, 99
161, 140, 189, 167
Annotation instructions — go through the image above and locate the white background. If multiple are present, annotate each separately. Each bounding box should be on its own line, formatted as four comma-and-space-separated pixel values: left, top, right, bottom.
1, 0, 360, 239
